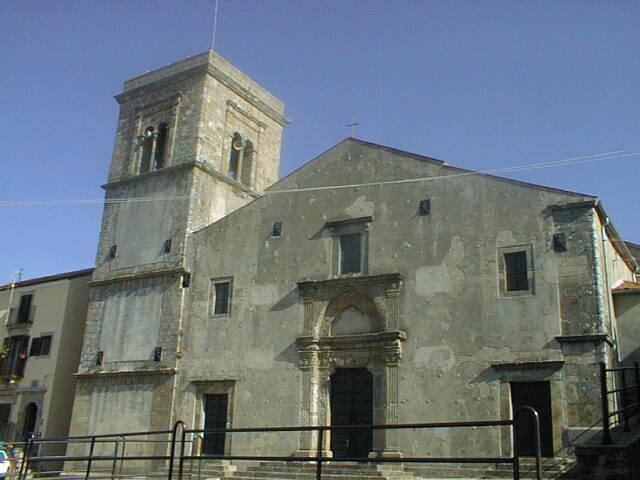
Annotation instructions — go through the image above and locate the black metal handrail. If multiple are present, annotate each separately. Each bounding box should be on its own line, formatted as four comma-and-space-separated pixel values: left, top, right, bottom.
600, 361, 640, 444
17, 427, 176, 480
178, 409, 541, 480
18, 409, 542, 480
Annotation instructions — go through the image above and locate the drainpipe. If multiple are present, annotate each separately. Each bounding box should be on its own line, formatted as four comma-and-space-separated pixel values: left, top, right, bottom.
601, 217, 619, 365
591, 215, 608, 365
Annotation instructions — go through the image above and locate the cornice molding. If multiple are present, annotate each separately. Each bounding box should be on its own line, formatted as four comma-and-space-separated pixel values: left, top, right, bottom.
555, 334, 613, 345
75, 368, 176, 379
89, 268, 186, 287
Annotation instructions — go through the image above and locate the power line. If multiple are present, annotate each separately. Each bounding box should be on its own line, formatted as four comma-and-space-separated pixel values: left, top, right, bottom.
0, 196, 189, 207
267, 149, 638, 195
0, 148, 637, 207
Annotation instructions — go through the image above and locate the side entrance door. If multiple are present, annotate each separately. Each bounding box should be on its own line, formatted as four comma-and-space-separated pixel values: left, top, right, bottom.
202, 394, 228, 456
511, 381, 554, 457
330, 368, 373, 459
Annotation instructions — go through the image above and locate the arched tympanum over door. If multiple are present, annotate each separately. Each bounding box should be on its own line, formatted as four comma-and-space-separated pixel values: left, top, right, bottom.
295, 273, 404, 459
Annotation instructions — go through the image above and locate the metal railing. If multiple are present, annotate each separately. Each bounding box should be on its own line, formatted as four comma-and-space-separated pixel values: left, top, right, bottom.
16, 427, 178, 480
17, 408, 541, 480
600, 361, 640, 444
0, 422, 18, 442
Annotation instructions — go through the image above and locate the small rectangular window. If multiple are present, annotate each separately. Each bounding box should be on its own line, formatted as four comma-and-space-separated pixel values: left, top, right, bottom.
213, 282, 231, 315
29, 335, 52, 357
18, 293, 33, 323
340, 233, 362, 274
17, 294, 33, 324
39, 335, 52, 356
553, 233, 567, 252
29, 338, 42, 356
271, 222, 283, 237
505, 251, 529, 291
419, 199, 431, 216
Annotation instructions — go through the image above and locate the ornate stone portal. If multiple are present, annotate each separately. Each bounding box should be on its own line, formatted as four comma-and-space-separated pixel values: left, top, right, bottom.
295, 274, 405, 458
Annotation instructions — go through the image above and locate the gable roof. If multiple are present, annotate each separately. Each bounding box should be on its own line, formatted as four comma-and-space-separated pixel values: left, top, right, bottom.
269, 137, 595, 199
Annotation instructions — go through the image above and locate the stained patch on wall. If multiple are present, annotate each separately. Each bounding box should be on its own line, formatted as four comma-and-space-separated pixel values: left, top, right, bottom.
345, 196, 374, 218
414, 345, 455, 371
415, 236, 465, 298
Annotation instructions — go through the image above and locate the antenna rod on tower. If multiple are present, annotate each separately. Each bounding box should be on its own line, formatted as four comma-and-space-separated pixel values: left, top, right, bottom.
211, 0, 220, 51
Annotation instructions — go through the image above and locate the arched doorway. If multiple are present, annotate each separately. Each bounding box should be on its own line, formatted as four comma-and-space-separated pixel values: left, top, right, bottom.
296, 274, 405, 458
21, 402, 38, 440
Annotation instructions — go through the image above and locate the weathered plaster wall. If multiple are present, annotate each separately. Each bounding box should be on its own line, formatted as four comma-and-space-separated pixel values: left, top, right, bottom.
179, 140, 605, 458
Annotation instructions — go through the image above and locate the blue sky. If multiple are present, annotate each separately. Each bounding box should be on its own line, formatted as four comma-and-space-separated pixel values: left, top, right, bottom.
1, 1, 638, 283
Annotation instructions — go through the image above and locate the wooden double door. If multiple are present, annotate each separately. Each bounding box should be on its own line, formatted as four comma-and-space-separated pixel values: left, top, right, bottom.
330, 368, 373, 459
202, 394, 228, 456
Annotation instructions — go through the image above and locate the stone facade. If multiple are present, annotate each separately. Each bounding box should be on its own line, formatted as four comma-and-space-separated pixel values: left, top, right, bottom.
69, 51, 640, 465
68, 51, 287, 443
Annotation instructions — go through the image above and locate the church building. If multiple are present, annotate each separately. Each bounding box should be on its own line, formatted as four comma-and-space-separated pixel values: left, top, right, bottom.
68, 51, 640, 463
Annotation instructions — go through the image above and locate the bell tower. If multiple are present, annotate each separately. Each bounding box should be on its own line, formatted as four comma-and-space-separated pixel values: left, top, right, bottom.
98, 50, 287, 280
69, 51, 287, 438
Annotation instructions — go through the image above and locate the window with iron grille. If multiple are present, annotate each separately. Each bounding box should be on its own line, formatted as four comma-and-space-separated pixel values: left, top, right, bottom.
505, 251, 529, 292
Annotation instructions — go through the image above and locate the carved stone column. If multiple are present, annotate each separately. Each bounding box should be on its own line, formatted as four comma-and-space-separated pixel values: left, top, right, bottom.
380, 341, 402, 458
385, 280, 401, 331
295, 343, 319, 456
317, 352, 333, 457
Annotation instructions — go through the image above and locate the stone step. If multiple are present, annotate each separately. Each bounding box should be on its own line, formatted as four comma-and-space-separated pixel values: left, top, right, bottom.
245, 462, 404, 471
233, 470, 410, 477
228, 475, 415, 480
191, 460, 419, 480
406, 458, 576, 480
